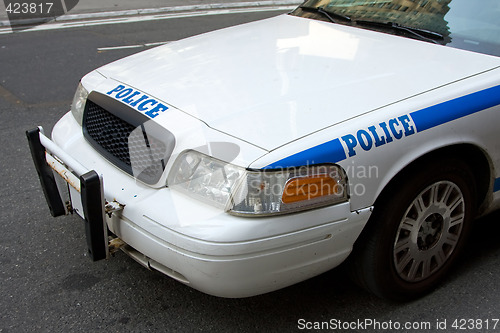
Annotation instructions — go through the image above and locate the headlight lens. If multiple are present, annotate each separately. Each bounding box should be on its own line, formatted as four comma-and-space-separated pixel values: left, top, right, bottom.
167, 150, 247, 208
70, 82, 89, 126
168, 150, 348, 216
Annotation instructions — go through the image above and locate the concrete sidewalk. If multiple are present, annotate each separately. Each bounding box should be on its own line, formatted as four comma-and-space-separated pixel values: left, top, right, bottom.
0, 0, 302, 27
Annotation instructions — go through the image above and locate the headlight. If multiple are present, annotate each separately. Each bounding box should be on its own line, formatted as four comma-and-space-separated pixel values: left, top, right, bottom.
168, 150, 348, 216
167, 150, 247, 208
70, 82, 89, 126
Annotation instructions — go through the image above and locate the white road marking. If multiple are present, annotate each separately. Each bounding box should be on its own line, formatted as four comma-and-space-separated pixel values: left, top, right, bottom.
97, 41, 171, 52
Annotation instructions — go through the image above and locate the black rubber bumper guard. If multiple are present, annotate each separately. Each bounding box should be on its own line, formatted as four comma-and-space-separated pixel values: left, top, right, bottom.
26, 127, 108, 261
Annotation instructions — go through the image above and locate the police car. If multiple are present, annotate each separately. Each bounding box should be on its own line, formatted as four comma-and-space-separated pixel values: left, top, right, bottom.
27, 0, 500, 300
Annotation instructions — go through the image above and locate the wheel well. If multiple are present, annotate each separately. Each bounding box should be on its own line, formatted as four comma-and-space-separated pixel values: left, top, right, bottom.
350, 144, 491, 271
375, 144, 491, 214
348, 145, 485, 300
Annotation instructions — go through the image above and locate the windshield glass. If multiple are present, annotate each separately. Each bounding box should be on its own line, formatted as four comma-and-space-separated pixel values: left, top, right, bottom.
291, 0, 500, 57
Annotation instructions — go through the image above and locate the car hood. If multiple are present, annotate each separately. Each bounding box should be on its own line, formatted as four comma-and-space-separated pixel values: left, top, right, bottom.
96, 14, 500, 151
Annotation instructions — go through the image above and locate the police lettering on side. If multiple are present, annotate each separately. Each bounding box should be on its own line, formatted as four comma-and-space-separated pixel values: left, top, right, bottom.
340, 114, 416, 157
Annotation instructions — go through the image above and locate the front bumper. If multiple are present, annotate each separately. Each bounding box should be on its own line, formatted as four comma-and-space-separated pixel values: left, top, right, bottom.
27, 127, 110, 261
26, 113, 372, 297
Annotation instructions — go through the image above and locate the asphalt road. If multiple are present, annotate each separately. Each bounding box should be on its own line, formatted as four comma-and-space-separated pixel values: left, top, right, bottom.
1, 9, 500, 333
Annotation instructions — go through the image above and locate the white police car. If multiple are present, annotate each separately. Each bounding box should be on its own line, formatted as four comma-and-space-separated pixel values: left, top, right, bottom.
27, 0, 500, 300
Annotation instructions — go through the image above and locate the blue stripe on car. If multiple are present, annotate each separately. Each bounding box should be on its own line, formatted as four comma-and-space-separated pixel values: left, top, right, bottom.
264, 138, 346, 169
410, 85, 500, 132
265, 85, 500, 169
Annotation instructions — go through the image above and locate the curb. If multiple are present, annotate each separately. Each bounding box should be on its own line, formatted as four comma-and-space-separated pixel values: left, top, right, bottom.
1, 0, 302, 27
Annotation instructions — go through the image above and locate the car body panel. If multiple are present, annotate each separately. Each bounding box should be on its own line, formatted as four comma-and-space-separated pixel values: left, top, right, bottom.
95, 14, 500, 151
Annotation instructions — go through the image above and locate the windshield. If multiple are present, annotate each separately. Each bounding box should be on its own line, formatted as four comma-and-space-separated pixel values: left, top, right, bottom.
291, 0, 500, 57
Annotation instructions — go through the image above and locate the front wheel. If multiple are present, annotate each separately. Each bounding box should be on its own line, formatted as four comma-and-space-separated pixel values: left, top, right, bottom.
350, 158, 477, 300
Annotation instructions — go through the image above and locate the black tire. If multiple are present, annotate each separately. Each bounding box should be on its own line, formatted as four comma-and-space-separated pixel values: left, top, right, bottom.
350, 158, 477, 301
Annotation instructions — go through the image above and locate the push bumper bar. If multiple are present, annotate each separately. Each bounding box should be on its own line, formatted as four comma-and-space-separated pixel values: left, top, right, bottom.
26, 127, 114, 261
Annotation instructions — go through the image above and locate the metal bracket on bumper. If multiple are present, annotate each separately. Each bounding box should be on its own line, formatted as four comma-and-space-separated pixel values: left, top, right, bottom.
26, 127, 111, 261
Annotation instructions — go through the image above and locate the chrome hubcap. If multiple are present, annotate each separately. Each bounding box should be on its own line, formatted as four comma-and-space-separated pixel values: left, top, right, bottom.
393, 181, 465, 282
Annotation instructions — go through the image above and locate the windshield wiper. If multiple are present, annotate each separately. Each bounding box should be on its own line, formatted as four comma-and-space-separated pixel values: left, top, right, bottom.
356, 20, 444, 44
299, 5, 352, 24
